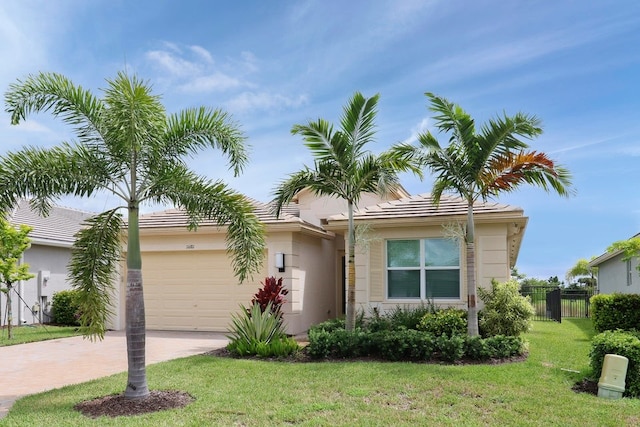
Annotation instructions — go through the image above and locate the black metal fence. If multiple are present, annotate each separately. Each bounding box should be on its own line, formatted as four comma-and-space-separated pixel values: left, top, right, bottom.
519, 285, 595, 322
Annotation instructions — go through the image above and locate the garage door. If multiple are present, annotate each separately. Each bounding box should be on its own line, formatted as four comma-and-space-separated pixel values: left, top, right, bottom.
142, 251, 265, 331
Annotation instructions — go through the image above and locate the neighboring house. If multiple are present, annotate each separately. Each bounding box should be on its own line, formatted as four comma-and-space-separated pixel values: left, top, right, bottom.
108, 191, 528, 335
589, 234, 640, 294
1, 200, 94, 326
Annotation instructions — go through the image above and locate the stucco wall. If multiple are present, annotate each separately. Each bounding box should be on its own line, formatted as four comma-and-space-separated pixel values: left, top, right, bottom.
296, 192, 389, 227
113, 227, 337, 335
597, 253, 640, 294
352, 222, 513, 315
0, 244, 72, 326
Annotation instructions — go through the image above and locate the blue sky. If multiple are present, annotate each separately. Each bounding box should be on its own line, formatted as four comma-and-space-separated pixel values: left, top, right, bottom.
1, 1, 639, 280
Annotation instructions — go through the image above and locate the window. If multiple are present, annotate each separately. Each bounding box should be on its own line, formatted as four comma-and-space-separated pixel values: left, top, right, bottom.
627, 259, 633, 287
386, 238, 460, 299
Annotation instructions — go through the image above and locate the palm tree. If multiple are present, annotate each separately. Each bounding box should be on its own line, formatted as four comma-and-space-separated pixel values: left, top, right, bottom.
272, 92, 418, 331
1, 71, 265, 399
391, 93, 573, 336
566, 258, 598, 288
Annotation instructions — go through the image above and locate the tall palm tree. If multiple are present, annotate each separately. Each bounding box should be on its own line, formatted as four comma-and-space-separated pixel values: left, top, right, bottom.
391, 92, 573, 336
272, 92, 418, 331
1, 71, 265, 399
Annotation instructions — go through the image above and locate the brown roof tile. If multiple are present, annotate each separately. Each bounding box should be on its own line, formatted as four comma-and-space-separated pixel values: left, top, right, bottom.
328, 193, 523, 222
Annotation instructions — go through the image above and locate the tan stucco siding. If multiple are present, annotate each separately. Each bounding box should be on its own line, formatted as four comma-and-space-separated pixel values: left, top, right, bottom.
354, 222, 513, 314
287, 233, 337, 334
476, 224, 510, 290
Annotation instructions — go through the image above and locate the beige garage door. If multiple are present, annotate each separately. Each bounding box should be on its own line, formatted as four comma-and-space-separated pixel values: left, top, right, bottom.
142, 251, 264, 331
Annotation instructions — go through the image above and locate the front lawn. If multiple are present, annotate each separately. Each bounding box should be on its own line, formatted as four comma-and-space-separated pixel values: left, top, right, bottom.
3, 319, 640, 426
0, 325, 81, 346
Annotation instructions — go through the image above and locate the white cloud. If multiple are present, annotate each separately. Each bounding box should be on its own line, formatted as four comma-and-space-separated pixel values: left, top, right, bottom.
401, 117, 431, 144
145, 49, 202, 77
226, 91, 309, 113
144, 44, 260, 94
179, 72, 244, 93
189, 45, 214, 64
10, 120, 53, 134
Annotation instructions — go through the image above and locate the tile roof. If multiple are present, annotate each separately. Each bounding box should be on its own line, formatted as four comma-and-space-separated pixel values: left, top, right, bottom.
9, 200, 94, 246
327, 193, 523, 222
138, 198, 302, 228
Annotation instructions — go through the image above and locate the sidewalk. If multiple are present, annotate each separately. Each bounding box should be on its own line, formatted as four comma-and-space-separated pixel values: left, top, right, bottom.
0, 330, 228, 419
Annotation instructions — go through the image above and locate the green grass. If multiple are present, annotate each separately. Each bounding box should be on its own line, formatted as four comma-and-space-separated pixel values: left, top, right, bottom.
3, 319, 640, 426
0, 325, 81, 346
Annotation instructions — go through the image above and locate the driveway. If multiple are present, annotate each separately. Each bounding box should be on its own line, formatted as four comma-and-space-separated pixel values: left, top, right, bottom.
0, 330, 228, 419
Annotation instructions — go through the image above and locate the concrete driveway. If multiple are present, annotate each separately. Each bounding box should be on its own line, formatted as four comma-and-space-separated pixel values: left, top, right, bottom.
0, 330, 228, 419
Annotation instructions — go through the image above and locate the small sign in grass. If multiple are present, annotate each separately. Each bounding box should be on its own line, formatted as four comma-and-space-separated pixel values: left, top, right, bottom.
0, 325, 82, 346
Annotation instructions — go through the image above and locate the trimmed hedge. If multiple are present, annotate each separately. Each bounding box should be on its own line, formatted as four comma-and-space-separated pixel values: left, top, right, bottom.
590, 330, 640, 397
591, 293, 640, 333
306, 327, 526, 362
418, 308, 467, 337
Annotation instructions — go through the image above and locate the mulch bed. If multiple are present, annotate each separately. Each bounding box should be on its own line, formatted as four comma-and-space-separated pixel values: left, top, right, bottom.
572, 379, 599, 396
74, 390, 194, 418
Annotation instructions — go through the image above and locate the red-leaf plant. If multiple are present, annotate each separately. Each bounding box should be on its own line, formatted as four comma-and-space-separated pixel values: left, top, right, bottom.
250, 276, 288, 319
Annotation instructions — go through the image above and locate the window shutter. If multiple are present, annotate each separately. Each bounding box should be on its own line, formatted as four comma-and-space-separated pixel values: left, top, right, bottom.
370, 240, 383, 302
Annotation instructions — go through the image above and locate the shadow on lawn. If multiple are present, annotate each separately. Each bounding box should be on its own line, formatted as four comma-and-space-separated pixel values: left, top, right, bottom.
564, 318, 597, 341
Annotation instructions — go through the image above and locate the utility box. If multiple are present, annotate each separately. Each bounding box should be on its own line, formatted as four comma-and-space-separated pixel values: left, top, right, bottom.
598, 354, 629, 399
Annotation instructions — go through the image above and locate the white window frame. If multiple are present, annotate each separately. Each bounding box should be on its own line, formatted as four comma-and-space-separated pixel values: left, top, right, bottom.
385, 238, 462, 301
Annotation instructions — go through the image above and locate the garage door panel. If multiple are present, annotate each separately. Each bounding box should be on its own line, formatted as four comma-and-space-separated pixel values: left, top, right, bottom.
141, 251, 266, 331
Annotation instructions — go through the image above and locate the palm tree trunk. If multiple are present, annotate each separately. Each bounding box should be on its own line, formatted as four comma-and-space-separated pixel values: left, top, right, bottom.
125, 205, 149, 399
345, 200, 356, 331
6, 284, 12, 339
466, 202, 479, 337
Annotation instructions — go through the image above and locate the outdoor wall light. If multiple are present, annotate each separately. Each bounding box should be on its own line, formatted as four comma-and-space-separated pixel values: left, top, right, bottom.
275, 252, 285, 272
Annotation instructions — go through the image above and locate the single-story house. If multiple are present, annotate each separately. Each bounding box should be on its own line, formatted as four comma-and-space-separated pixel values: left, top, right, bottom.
589, 234, 640, 294
108, 190, 528, 335
1, 200, 94, 326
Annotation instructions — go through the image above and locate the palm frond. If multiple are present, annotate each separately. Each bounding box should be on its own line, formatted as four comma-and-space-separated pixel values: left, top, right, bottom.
271, 169, 323, 217
0, 144, 113, 213
292, 119, 335, 161
5, 72, 105, 143
150, 166, 266, 283
163, 106, 247, 176
69, 208, 123, 341
425, 92, 475, 149
481, 151, 574, 198
340, 92, 379, 155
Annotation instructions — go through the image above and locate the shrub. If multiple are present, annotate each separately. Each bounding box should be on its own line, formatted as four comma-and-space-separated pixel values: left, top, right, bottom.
478, 279, 534, 337
591, 293, 640, 333
375, 329, 435, 361
418, 308, 467, 337
387, 304, 436, 330
590, 330, 640, 397
251, 276, 288, 318
51, 290, 81, 326
226, 302, 299, 357
306, 324, 526, 362
464, 336, 490, 360
483, 335, 527, 359
436, 334, 465, 362
309, 317, 346, 334
306, 328, 370, 359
